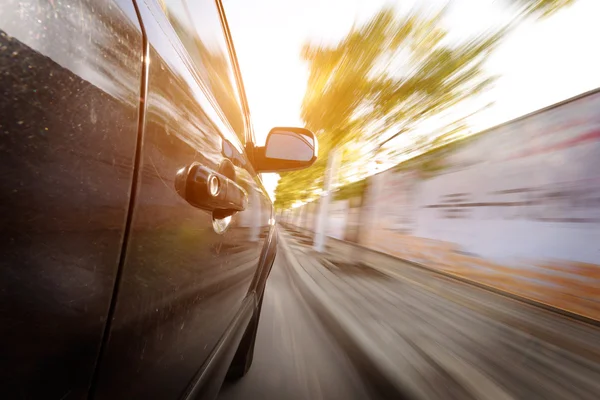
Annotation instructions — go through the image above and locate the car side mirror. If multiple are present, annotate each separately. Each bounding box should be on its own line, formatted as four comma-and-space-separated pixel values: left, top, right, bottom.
253, 127, 317, 173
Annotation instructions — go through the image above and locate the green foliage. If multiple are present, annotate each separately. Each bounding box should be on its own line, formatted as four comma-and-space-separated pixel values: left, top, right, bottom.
274, 0, 577, 209
275, 7, 501, 208
333, 178, 367, 201
273, 164, 324, 209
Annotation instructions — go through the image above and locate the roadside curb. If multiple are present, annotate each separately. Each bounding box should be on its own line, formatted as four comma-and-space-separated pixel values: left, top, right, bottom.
278, 233, 410, 399
323, 236, 600, 328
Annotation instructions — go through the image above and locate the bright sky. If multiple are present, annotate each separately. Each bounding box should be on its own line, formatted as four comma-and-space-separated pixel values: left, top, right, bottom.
223, 0, 600, 199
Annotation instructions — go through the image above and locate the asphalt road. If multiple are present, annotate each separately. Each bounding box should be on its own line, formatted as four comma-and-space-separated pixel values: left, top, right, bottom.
217, 254, 375, 400
283, 228, 600, 400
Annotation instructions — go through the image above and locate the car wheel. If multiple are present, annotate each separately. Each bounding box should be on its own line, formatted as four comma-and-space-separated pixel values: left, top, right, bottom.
225, 294, 264, 381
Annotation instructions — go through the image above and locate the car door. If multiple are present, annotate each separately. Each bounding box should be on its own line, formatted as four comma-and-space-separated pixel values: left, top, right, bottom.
0, 0, 143, 398
92, 0, 271, 398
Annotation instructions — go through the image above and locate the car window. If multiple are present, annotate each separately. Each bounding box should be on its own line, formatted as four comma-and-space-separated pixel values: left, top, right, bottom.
158, 0, 246, 144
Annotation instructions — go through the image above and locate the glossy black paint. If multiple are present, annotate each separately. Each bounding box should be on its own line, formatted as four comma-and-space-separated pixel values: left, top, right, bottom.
1, 0, 280, 399
92, 0, 273, 399
0, 0, 144, 398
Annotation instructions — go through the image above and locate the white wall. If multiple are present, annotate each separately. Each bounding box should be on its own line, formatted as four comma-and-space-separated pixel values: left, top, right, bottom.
326, 200, 349, 240
366, 90, 600, 265
361, 90, 600, 319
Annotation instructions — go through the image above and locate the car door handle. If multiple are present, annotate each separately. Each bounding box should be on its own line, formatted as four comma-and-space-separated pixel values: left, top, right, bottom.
175, 162, 248, 215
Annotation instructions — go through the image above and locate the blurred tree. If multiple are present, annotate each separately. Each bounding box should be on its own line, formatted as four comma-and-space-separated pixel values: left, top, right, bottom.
274, 0, 577, 209
507, 0, 576, 18
274, 164, 322, 209
274, 7, 500, 208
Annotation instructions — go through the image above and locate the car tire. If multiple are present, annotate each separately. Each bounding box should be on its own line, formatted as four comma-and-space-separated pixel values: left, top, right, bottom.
225, 294, 264, 381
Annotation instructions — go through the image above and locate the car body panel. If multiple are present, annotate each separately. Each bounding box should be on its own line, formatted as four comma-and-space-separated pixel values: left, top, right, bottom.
0, 0, 144, 398
0, 0, 277, 398
91, 1, 273, 398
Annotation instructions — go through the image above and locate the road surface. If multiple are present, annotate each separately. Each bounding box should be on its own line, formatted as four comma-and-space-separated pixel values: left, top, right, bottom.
283, 228, 600, 400
217, 254, 376, 400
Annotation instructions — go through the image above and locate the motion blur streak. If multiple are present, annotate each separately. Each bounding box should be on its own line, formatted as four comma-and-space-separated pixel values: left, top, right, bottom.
2, 0, 598, 399
242, 1, 600, 399
275, 228, 600, 399
218, 254, 377, 400
282, 88, 600, 322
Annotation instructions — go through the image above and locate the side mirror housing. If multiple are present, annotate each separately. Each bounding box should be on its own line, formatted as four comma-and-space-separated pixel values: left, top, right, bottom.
254, 127, 317, 173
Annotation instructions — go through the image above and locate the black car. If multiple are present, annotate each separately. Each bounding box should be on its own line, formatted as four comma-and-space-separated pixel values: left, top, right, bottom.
0, 1, 316, 399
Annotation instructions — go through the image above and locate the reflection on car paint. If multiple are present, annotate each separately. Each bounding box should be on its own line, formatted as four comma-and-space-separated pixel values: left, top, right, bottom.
0, 0, 143, 398
91, 2, 271, 399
